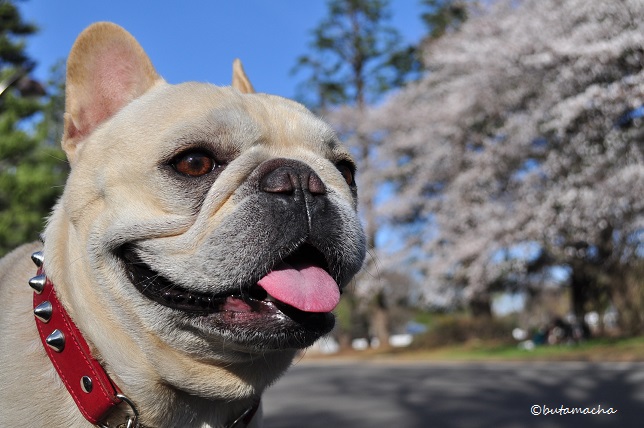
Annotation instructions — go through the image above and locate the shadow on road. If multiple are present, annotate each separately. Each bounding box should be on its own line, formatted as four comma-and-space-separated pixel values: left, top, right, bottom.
263, 361, 644, 428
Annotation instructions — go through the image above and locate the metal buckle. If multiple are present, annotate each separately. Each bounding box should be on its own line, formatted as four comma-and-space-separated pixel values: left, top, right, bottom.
97, 394, 140, 428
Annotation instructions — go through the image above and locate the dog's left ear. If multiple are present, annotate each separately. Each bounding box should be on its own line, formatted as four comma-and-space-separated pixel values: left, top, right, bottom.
232, 59, 255, 94
63, 22, 163, 164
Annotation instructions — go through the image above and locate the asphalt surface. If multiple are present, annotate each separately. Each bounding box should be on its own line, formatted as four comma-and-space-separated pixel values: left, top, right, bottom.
262, 360, 644, 428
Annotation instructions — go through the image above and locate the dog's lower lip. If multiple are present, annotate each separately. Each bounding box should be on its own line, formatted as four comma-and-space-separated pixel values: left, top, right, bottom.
122, 258, 276, 314
117, 245, 337, 348
120, 251, 217, 313
118, 245, 334, 319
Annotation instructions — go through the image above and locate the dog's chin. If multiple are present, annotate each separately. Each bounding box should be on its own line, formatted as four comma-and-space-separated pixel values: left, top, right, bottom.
117, 245, 336, 350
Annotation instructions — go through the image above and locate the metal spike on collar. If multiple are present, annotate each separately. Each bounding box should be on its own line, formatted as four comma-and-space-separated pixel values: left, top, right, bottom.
45, 329, 65, 352
34, 300, 53, 323
29, 274, 47, 294
31, 251, 44, 267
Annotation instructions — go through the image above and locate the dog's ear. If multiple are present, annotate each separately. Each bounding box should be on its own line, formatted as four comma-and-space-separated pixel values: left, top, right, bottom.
232, 59, 255, 94
63, 22, 163, 164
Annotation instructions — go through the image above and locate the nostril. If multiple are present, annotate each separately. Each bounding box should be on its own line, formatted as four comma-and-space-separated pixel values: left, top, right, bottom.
308, 172, 326, 195
258, 160, 327, 196
260, 168, 296, 194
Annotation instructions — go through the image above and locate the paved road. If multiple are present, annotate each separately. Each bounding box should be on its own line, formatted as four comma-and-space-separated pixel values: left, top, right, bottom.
263, 360, 644, 428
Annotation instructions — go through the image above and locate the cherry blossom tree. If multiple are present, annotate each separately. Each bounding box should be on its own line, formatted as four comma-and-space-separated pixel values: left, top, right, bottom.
371, 0, 644, 329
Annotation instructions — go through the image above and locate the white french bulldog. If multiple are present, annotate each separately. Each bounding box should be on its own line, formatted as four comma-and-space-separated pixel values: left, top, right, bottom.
0, 22, 365, 427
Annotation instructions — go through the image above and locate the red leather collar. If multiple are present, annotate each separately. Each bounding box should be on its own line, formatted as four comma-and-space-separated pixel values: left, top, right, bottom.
29, 250, 260, 428
31, 253, 123, 425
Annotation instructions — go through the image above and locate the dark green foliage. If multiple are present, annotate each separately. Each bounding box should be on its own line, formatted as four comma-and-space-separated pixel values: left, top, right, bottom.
0, 0, 37, 65
420, 0, 468, 40
0, 1, 66, 256
292, 0, 420, 110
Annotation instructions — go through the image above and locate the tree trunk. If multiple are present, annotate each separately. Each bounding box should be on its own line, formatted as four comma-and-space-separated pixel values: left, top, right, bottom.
370, 290, 390, 348
610, 271, 644, 336
570, 267, 591, 321
569, 267, 593, 339
469, 295, 492, 318
335, 289, 358, 350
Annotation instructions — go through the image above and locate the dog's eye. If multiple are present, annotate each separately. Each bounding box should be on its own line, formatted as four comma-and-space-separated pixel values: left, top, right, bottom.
336, 162, 355, 186
172, 151, 216, 177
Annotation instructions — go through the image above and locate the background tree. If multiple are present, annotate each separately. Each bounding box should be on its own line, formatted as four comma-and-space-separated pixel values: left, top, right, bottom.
420, 0, 468, 41
36, 59, 66, 147
293, 0, 421, 347
371, 0, 644, 331
0, 0, 66, 256
292, 0, 419, 111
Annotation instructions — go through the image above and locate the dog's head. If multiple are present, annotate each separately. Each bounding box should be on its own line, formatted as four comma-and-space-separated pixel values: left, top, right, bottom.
43, 23, 365, 400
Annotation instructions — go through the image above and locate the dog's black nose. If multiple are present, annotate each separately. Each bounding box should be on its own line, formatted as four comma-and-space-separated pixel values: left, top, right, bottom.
260, 159, 326, 196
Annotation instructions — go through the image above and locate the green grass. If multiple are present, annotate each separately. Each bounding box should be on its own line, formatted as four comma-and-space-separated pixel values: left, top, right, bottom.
310, 336, 644, 362
430, 337, 644, 361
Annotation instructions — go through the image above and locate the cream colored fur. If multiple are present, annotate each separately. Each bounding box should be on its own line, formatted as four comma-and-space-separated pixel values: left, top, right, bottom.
0, 23, 364, 427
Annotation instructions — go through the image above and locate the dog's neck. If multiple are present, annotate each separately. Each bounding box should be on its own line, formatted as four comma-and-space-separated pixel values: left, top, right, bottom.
28, 250, 260, 428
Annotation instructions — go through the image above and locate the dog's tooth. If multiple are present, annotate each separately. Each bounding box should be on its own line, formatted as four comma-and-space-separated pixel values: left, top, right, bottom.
28, 274, 47, 294
186, 294, 196, 305
34, 301, 53, 323
31, 251, 44, 267
161, 291, 173, 301
45, 329, 65, 352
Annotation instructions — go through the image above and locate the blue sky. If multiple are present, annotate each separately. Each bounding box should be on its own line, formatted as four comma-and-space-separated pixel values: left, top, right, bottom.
18, 1, 427, 99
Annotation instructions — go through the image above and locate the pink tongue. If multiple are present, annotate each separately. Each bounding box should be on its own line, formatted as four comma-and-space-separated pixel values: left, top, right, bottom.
257, 262, 340, 313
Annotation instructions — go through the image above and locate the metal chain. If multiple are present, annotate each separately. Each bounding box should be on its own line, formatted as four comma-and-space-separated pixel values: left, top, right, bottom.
97, 394, 140, 428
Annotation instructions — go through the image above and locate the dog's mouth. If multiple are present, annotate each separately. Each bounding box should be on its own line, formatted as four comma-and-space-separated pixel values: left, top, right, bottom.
118, 244, 338, 342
